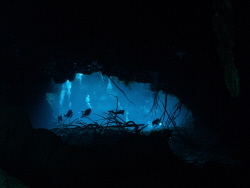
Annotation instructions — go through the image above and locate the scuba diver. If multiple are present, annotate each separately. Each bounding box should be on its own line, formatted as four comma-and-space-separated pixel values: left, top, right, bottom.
57, 115, 63, 123
152, 118, 161, 126
81, 108, 91, 118
108, 110, 124, 115
64, 110, 73, 118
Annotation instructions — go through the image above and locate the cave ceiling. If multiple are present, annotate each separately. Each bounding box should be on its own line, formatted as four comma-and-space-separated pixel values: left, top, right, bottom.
1, 1, 216, 79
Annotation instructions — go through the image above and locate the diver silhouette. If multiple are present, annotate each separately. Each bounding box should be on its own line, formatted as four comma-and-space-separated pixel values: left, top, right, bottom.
152, 118, 161, 126
81, 108, 91, 118
64, 110, 73, 118
58, 115, 63, 122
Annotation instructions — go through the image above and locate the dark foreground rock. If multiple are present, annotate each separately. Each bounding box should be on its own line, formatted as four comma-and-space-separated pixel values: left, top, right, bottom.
0, 106, 246, 187
0, 168, 30, 188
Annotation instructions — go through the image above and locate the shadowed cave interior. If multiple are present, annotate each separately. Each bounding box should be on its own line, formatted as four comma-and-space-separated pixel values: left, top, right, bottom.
0, 1, 249, 187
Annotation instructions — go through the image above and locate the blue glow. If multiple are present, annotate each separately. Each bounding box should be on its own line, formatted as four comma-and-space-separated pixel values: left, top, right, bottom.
45, 72, 193, 131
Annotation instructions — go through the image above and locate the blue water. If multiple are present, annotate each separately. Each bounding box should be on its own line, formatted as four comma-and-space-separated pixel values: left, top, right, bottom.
44, 72, 192, 131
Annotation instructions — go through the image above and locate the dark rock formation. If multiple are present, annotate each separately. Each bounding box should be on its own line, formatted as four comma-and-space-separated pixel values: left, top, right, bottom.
0, 106, 246, 187
0, 168, 30, 188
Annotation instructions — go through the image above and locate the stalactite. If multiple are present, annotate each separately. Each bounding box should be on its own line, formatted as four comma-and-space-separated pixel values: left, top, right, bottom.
213, 0, 239, 97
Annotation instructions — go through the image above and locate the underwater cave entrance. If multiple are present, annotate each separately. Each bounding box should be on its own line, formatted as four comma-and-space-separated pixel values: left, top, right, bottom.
32, 72, 238, 166
44, 72, 193, 132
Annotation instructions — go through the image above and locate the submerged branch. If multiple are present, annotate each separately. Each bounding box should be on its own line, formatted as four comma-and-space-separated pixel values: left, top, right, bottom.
107, 76, 136, 107
143, 90, 160, 119
109, 94, 119, 111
